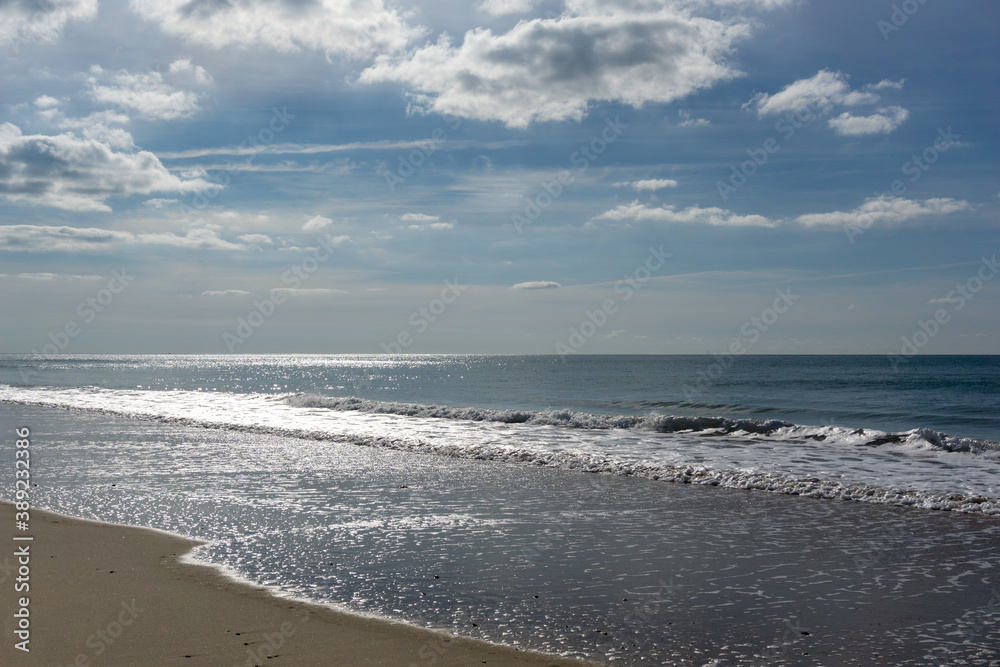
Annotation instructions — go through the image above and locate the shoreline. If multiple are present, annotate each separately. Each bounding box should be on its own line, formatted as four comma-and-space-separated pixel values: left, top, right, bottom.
1, 501, 599, 666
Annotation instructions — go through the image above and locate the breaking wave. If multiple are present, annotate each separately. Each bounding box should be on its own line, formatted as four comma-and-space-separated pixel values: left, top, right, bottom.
285, 394, 1000, 456
2, 384, 998, 516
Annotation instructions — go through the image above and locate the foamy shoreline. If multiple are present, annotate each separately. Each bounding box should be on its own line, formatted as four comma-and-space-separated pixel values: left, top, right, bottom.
0, 501, 598, 666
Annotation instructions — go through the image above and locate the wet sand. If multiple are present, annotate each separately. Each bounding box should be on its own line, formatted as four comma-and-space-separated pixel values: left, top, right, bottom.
0, 501, 597, 666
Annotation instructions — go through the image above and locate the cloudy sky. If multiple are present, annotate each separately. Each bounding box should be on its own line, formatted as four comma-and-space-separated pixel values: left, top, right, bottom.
1, 0, 997, 354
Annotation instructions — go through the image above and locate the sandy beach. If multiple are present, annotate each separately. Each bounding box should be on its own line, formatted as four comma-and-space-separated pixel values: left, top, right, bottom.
0, 501, 597, 666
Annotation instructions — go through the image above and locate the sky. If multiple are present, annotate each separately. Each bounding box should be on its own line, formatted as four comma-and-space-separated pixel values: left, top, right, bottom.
0, 0, 997, 355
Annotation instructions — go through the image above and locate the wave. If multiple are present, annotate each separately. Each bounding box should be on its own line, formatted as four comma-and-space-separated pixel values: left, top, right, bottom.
284, 394, 1000, 456
3, 385, 999, 517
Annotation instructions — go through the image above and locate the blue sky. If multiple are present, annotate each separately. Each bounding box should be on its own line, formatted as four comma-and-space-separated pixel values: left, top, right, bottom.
1, 0, 997, 354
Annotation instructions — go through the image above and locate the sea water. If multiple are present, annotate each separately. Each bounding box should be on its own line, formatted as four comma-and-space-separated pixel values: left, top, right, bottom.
2, 354, 999, 664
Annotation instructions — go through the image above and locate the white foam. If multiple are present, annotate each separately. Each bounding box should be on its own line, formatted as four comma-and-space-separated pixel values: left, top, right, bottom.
3, 384, 999, 516
285, 393, 1000, 456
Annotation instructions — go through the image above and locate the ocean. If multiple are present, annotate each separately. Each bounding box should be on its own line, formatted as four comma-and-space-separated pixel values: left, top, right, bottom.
2, 354, 999, 664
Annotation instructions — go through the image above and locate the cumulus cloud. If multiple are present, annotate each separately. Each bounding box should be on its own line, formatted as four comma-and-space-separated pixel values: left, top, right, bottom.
827, 106, 909, 136
54, 110, 135, 149
34, 95, 60, 109
0, 0, 96, 44
0, 123, 219, 211
361, 2, 750, 127
677, 109, 710, 127
88, 61, 211, 121
512, 281, 561, 289
323, 234, 352, 247
748, 70, 908, 135
869, 78, 906, 91
129, 0, 421, 60
795, 196, 973, 228
34, 98, 133, 148
616, 179, 678, 191
302, 215, 333, 231
595, 201, 777, 227
168, 58, 215, 86
750, 70, 876, 115
0, 224, 250, 252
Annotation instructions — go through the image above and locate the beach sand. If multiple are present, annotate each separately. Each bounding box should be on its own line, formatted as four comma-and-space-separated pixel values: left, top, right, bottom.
0, 502, 598, 666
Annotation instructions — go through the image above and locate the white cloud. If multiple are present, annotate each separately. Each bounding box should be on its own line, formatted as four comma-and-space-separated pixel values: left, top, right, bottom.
568, 0, 794, 11
168, 58, 214, 86
399, 213, 452, 230
0, 0, 96, 44
191, 161, 344, 174
34, 95, 60, 109
142, 198, 179, 208
155, 137, 527, 160
750, 70, 878, 116
795, 196, 973, 228
595, 201, 777, 227
121, 227, 246, 250
269, 287, 348, 297
129, 0, 421, 60
237, 233, 273, 245
748, 70, 908, 136
399, 213, 455, 231
0, 123, 219, 211
7, 272, 102, 280
512, 281, 561, 289
870, 78, 905, 90
478, 0, 540, 15
324, 235, 352, 247
407, 222, 454, 231
0, 224, 248, 252
33, 101, 133, 148
55, 110, 135, 149
400, 212, 439, 222
303, 215, 334, 231
202, 289, 252, 297
88, 61, 210, 121
827, 106, 909, 136
361, 4, 750, 127
597, 196, 974, 231
706, 0, 795, 7
616, 178, 678, 191
678, 109, 710, 127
